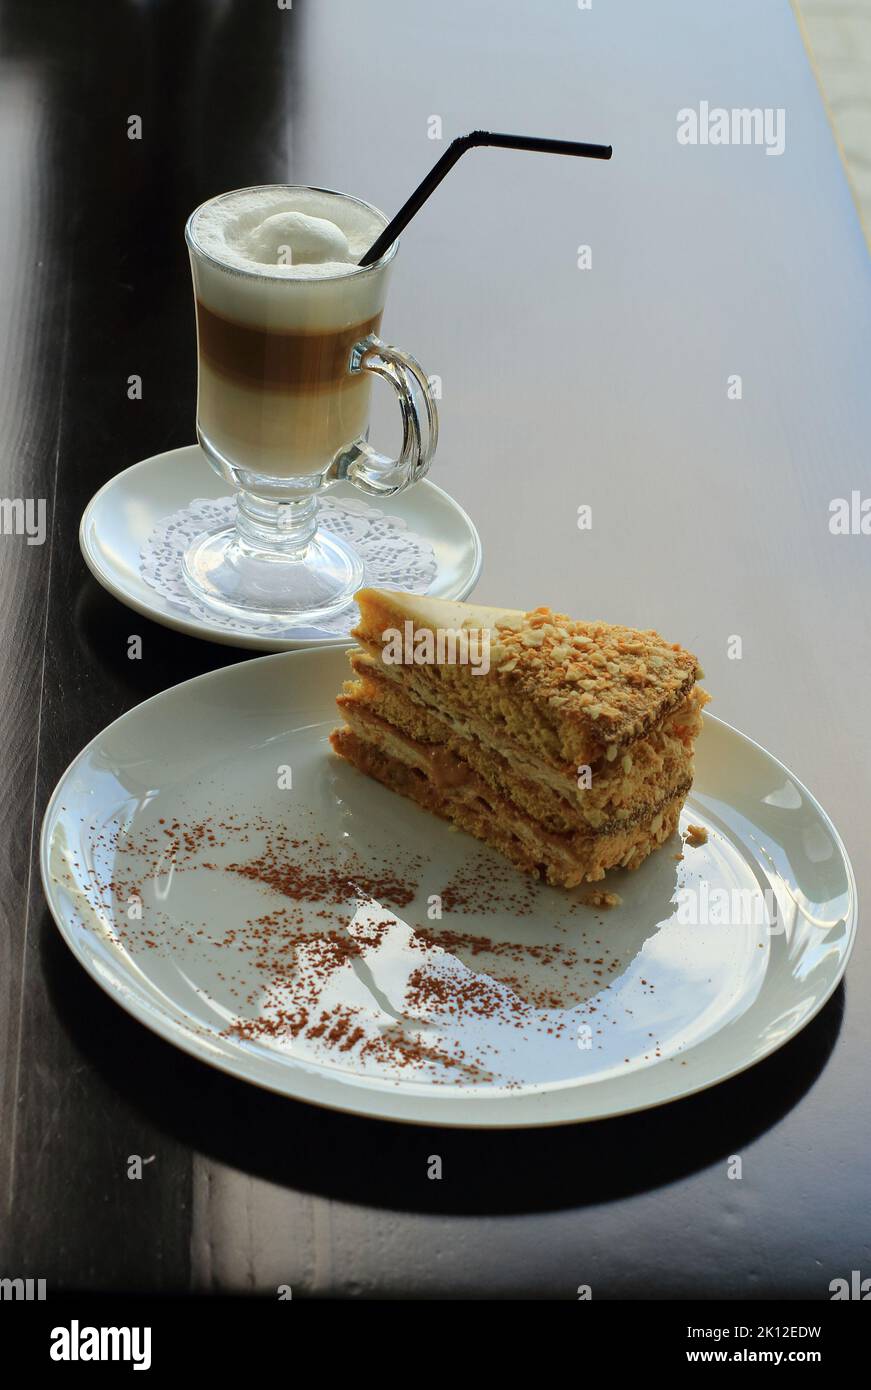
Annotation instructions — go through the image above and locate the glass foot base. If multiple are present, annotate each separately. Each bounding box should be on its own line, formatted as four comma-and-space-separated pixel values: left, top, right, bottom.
182, 523, 365, 627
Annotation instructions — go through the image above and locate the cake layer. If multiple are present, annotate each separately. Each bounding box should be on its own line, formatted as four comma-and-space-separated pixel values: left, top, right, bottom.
350, 589, 705, 768
330, 726, 686, 888
338, 663, 704, 835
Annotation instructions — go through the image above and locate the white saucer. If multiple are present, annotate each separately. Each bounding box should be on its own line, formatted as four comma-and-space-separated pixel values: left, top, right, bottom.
40, 647, 857, 1128
79, 446, 483, 650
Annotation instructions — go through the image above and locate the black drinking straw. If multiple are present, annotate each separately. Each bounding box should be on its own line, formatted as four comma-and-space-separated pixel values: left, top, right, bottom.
358, 130, 613, 267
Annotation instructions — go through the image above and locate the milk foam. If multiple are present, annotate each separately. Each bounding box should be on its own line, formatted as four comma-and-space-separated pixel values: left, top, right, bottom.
188, 187, 392, 331
190, 187, 384, 279
243, 211, 350, 268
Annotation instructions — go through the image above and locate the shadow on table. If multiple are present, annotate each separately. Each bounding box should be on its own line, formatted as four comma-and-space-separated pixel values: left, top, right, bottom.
40, 907, 844, 1216
74, 577, 255, 698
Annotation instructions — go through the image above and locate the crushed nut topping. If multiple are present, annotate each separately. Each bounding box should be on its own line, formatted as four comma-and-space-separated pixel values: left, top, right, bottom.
484, 607, 704, 762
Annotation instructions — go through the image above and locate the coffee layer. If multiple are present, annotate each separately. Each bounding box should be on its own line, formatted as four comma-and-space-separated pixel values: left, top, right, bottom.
196, 301, 382, 392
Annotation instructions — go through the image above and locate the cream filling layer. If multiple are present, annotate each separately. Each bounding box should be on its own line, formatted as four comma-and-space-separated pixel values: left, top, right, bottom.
348, 651, 698, 821
339, 703, 690, 857
351, 650, 592, 794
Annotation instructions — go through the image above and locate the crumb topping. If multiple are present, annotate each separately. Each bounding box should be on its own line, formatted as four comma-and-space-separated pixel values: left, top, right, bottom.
492, 606, 704, 750
581, 888, 623, 910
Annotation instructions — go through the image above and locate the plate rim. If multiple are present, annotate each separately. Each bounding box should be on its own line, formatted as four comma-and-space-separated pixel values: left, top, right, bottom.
78, 445, 484, 651
39, 646, 859, 1128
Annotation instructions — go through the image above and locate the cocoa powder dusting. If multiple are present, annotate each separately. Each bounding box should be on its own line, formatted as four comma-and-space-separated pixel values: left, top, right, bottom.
69, 805, 662, 1082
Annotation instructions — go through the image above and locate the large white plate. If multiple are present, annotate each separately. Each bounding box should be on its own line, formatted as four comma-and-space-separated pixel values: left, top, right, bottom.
40, 648, 857, 1127
79, 446, 483, 650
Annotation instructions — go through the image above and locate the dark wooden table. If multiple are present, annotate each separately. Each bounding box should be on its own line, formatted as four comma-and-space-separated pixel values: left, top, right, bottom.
2, 0, 869, 1298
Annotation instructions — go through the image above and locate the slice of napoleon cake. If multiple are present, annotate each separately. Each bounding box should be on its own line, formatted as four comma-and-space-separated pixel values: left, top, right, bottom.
330, 588, 708, 889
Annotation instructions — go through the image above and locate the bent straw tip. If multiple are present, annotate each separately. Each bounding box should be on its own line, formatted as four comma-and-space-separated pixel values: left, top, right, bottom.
359, 129, 613, 263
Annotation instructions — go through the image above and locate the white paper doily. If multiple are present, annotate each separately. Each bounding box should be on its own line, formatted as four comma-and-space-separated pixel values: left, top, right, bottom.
140, 495, 438, 639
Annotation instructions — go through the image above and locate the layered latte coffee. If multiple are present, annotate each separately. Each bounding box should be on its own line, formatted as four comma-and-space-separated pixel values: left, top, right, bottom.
187, 187, 391, 479
182, 183, 437, 627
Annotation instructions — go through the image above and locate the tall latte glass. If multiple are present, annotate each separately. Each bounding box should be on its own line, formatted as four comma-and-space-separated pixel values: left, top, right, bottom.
184, 185, 438, 626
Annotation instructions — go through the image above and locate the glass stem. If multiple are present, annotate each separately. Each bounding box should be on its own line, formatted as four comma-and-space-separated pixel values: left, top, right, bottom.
235, 489, 318, 558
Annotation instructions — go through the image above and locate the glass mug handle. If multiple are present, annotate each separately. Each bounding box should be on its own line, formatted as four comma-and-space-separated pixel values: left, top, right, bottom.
329, 335, 439, 496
